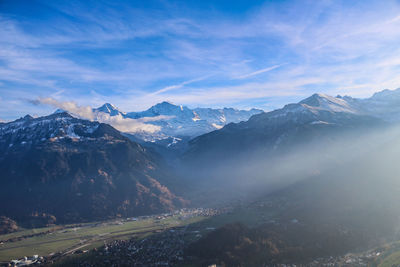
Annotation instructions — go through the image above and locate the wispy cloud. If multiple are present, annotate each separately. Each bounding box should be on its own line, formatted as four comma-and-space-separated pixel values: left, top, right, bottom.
1, 0, 400, 119
149, 74, 213, 96
235, 64, 283, 79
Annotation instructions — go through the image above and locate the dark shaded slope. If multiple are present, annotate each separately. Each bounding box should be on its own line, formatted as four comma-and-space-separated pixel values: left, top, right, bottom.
184, 103, 384, 165
0, 112, 186, 225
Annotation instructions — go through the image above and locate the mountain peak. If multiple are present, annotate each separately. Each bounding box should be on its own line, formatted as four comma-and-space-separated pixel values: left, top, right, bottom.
50, 111, 74, 119
300, 93, 333, 105
299, 93, 355, 113
155, 101, 178, 108
151, 101, 185, 113
14, 114, 34, 123
99, 102, 117, 110
96, 103, 123, 116
53, 108, 66, 114
371, 88, 400, 100
23, 114, 33, 120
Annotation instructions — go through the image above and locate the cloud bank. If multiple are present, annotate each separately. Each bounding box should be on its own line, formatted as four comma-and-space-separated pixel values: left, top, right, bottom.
33, 97, 162, 134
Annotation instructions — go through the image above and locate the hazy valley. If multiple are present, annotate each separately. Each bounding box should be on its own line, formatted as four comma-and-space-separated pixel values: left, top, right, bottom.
2, 89, 400, 266
2, 1, 400, 265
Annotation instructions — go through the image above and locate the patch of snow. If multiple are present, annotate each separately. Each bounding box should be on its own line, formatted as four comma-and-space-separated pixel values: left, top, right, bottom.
66, 124, 80, 139
212, 123, 223, 129
310, 121, 331, 125
192, 111, 201, 122
167, 137, 182, 147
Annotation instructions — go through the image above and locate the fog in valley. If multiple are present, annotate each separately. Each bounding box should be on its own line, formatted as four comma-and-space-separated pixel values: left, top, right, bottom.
180, 123, 400, 236
3, 0, 400, 265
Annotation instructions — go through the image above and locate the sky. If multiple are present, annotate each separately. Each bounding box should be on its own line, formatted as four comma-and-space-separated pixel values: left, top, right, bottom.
1, 0, 400, 121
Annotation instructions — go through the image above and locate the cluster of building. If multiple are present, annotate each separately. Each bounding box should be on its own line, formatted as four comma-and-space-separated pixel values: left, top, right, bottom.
57, 208, 225, 266
76, 227, 195, 266
277, 249, 383, 266
122, 207, 222, 223
6, 208, 224, 266
8, 255, 43, 266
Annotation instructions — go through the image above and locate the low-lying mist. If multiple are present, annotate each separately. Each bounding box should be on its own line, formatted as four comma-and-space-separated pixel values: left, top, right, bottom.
180, 123, 400, 260
180, 123, 400, 210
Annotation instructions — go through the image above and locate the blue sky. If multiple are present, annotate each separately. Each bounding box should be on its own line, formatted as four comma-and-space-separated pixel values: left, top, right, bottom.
1, 0, 400, 121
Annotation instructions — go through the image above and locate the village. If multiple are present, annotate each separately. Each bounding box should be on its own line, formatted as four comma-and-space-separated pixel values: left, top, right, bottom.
3, 205, 396, 267
4, 208, 222, 266
73, 226, 200, 266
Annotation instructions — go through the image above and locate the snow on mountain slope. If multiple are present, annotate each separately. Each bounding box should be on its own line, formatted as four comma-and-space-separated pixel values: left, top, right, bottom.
93, 101, 263, 141
300, 93, 357, 113
338, 88, 400, 122
96, 103, 126, 117
184, 96, 386, 167
183, 88, 400, 165
193, 107, 263, 129
0, 112, 186, 223
59, 88, 400, 145
0, 112, 101, 153
267, 88, 400, 123
126, 101, 193, 119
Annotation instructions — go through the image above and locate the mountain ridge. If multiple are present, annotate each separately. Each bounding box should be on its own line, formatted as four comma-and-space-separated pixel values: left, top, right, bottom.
91, 101, 263, 142
182, 92, 388, 176
0, 112, 186, 225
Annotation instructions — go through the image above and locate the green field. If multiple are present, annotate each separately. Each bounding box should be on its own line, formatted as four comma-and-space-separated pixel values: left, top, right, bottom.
372, 242, 400, 267
0, 214, 207, 263
378, 251, 400, 267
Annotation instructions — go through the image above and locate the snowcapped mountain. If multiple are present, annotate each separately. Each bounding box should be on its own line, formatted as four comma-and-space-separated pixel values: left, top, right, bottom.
299, 93, 358, 114
0, 112, 100, 153
89, 88, 400, 145
0, 112, 186, 223
126, 101, 193, 119
95, 103, 126, 117
183, 92, 388, 165
267, 88, 400, 123
93, 101, 263, 141
338, 88, 400, 122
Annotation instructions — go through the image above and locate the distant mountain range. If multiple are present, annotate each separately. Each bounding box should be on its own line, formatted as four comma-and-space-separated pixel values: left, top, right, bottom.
92, 101, 263, 142
180, 90, 399, 204
184, 91, 392, 165
2, 88, 400, 227
281, 88, 400, 122
87, 89, 400, 144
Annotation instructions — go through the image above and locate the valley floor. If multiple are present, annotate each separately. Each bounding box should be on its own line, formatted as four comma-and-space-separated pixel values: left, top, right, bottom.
0, 208, 220, 266
2, 204, 400, 266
